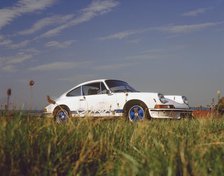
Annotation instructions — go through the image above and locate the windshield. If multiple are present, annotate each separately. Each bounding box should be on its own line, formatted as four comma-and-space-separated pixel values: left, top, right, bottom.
105, 80, 138, 93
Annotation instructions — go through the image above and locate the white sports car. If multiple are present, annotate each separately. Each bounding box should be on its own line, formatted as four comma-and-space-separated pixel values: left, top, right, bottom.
44, 79, 192, 122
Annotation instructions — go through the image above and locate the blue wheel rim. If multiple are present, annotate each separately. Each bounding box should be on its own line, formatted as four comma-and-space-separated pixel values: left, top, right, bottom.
56, 110, 68, 122
128, 105, 145, 121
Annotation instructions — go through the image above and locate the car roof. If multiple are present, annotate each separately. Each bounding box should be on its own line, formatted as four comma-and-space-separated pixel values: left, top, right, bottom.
77, 79, 106, 86
72, 79, 125, 88
77, 79, 126, 86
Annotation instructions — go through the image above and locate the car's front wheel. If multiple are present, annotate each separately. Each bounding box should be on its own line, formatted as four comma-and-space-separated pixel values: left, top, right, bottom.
125, 102, 150, 122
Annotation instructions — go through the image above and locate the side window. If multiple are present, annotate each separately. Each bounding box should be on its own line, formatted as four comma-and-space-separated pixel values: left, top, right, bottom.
66, 87, 81, 97
100, 82, 107, 94
83, 82, 100, 96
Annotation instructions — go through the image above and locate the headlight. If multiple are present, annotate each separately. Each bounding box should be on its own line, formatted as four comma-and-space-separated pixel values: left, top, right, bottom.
158, 93, 168, 104
182, 96, 189, 105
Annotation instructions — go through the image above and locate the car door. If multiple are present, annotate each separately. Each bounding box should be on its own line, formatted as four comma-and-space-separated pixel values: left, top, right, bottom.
80, 82, 117, 116
65, 86, 87, 116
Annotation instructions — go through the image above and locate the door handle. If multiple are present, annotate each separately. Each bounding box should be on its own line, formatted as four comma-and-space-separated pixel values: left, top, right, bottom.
79, 96, 86, 101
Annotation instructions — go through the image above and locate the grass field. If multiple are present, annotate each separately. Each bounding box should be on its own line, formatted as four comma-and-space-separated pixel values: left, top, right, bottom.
0, 114, 224, 176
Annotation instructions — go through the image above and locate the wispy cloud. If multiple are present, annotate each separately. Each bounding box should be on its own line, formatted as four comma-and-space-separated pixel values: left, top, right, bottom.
6, 54, 33, 65
0, 0, 56, 30
0, 35, 12, 46
158, 22, 223, 34
0, 53, 33, 72
182, 7, 211, 17
125, 46, 187, 61
0, 35, 31, 49
30, 61, 77, 71
29, 61, 91, 71
99, 21, 223, 41
1, 64, 16, 72
45, 40, 76, 48
0, 53, 33, 65
40, 0, 119, 38
99, 29, 146, 40
18, 14, 74, 35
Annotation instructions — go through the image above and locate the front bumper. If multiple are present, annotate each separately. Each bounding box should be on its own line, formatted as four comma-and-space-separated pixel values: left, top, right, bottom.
149, 108, 192, 119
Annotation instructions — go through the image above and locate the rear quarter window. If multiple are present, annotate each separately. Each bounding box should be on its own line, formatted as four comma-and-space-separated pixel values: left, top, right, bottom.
66, 87, 81, 97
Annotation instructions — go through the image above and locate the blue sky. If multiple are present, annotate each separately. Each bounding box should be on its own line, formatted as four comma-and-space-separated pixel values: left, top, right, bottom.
0, 0, 224, 109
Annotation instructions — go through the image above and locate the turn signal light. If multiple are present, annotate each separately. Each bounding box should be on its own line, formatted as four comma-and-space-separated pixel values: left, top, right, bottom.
154, 104, 175, 109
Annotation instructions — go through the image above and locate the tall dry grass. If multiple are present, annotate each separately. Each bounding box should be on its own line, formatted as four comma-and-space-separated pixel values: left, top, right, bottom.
0, 115, 224, 175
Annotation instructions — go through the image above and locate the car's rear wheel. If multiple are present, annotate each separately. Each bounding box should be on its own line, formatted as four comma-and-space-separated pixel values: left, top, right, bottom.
54, 107, 70, 123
